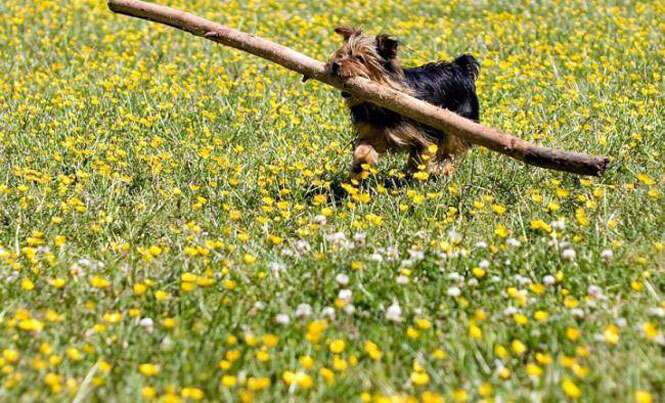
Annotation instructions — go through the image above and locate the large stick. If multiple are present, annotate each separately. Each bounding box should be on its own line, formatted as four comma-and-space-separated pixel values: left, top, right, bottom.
108, 0, 610, 176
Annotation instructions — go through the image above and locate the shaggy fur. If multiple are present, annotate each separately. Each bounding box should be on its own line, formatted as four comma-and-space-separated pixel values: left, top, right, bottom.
326, 26, 480, 177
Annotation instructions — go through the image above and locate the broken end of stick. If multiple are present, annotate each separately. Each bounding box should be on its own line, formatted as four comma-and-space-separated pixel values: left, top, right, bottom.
523, 145, 612, 176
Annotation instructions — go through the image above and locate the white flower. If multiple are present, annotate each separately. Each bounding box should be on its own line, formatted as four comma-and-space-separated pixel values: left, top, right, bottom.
385, 302, 402, 322
408, 250, 424, 261
447, 272, 462, 282
369, 253, 383, 262
269, 262, 285, 277
396, 275, 409, 284
344, 304, 355, 315
615, 317, 627, 327
295, 240, 311, 252
551, 220, 565, 230
588, 285, 602, 299
648, 307, 665, 317
324, 232, 346, 243
467, 278, 478, 287
515, 274, 531, 285
139, 317, 154, 328
447, 286, 461, 297
322, 307, 335, 318
254, 301, 265, 310
601, 249, 613, 261
400, 259, 414, 267
281, 248, 294, 257
353, 232, 366, 245
543, 275, 556, 285
503, 306, 518, 316
275, 313, 290, 325
312, 214, 327, 225
562, 249, 576, 260
478, 259, 490, 269
448, 230, 462, 243
506, 238, 521, 247
338, 289, 352, 301
571, 308, 585, 317
335, 273, 349, 285
475, 241, 488, 249
295, 304, 312, 318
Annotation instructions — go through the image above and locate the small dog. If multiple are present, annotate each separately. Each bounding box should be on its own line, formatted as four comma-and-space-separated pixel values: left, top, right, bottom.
326, 26, 480, 177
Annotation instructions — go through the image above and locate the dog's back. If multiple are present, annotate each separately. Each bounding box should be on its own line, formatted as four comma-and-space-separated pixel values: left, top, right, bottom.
404, 54, 480, 122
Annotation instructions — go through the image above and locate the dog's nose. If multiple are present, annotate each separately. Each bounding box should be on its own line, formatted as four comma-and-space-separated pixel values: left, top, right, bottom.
331, 61, 340, 74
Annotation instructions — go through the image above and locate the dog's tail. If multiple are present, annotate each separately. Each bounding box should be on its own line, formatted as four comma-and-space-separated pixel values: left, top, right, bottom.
453, 54, 480, 81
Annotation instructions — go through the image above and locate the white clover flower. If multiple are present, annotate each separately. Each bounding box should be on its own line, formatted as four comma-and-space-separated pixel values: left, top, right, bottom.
295, 240, 311, 252
275, 313, 290, 325
324, 232, 346, 243
551, 220, 565, 230
588, 285, 602, 299
615, 317, 627, 327
543, 275, 556, 285
338, 289, 352, 301
322, 307, 335, 318
571, 308, 585, 317
385, 302, 403, 322
447, 286, 461, 297
281, 248, 295, 257
515, 274, 531, 285
448, 230, 462, 243
408, 250, 424, 261
400, 259, 414, 267
312, 214, 327, 225
269, 262, 285, 277
254, 301, 265, 310
506, 238, 521, 247
562, 248, 576, 260
369, 253, 383, 262
353, 232, 366, 245
396, 275, 409, 284
601, 249, 613, 261
648, 307, 665, 317
340, 240, 355, 250
478, 259, 490, 269
447, 272, 462, 282
295, 304, 312, 318
335, 273, 349, 285
385, 247, 400, 260
475, 241, 488, 249
503, 306, 518, 316
467, 278, 478, 287
344, 304, 355, 315
139, 317, 154, 328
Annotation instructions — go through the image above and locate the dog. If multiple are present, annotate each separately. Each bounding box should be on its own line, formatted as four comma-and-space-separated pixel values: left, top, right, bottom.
326, 26, 480, 178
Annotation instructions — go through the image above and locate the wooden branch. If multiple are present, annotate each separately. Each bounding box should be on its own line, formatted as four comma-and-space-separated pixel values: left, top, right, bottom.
107, 0, 611, 176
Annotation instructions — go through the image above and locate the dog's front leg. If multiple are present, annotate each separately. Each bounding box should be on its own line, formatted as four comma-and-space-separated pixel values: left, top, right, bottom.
351, 142, 379, 178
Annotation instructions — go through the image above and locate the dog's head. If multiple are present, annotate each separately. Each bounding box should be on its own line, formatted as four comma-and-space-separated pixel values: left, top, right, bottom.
326, 26, 402, 83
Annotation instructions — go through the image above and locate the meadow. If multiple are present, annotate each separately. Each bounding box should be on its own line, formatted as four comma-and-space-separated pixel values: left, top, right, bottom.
0, 0, 663, 401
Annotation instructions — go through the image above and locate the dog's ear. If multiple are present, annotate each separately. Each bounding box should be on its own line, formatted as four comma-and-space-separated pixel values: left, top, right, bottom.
334, 26, 361, 41
376, 35, 399, 60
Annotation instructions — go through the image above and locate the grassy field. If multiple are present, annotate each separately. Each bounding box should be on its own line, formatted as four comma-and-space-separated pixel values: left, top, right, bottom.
0, 0, 664, 401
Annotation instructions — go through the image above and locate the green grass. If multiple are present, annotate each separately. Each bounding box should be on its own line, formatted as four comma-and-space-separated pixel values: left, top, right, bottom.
0, 0, 663, 401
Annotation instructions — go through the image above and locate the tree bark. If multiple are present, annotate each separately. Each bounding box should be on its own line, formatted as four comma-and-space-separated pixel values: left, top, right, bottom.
107, 0, 611, 176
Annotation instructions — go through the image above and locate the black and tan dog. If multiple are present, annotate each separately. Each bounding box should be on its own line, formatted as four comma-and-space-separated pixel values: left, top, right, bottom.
327, 26, 480, 177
